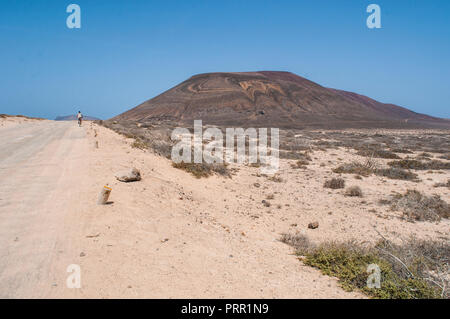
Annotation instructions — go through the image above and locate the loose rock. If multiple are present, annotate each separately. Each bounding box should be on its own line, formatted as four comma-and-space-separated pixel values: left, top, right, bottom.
115, 168, 141, 182
308, 222, 319, 229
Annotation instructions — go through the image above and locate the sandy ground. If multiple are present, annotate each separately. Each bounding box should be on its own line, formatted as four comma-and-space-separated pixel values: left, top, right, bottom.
0, 119, 90, 298
0, 117, 448, 298
0, 115, 47, 129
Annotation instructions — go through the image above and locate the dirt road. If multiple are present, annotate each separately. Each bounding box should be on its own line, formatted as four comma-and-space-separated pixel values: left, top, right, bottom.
0, 121, 89, 298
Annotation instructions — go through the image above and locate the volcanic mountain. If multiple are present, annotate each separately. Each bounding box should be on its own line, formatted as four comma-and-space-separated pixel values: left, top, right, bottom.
113, 71, 449, 129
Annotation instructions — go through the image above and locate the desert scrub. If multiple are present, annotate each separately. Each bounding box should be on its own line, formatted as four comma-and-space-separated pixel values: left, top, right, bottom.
281, 235, 444, 299
172, 162, 230, 178
390, 148, 413, 154
374, 167, 419, 181
280, 150, 312, 161
333, 158, 377, 176
388, 159, 450, 170
375, 238, 449, 298
280, 233, 315, 252
131, 138, 148, 150
345, 186, 363, 197
99, 119, 174, 158
290, 160, 309, 169
383, 189, 449, 222
417, 152, 433, 159
335, 160, 421, 182
324, 177, 345, 189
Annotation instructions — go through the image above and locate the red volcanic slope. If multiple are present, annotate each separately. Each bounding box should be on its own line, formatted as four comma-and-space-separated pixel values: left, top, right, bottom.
113, 71, 449, 129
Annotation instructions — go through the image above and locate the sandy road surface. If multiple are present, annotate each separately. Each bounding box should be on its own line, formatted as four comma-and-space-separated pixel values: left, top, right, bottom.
0, 121, 89, 298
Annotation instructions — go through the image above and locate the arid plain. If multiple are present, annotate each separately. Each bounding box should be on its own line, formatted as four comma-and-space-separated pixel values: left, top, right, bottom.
2, 115, 447, 298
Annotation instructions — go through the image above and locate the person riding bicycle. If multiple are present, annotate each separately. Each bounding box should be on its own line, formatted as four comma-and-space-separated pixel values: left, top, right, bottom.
77, 111, 83, 126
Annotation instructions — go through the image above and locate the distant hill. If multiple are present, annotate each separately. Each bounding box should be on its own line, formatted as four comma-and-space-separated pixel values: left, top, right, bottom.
112, 71, 450, 129
55, 115, 101, 121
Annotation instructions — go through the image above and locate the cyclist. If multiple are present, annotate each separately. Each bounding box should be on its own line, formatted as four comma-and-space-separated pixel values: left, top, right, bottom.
77, 111, 83, 127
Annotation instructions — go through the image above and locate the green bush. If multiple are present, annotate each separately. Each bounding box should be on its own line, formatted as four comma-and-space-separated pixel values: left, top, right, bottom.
302, 242, 440, 299
281, 238, 443, 299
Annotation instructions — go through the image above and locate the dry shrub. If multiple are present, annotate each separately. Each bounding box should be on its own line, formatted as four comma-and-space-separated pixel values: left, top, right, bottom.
345, 186, 363, 197
356, 148, 400, 159
375, 238, 449, 298
334, 158, 420, 181
391, 148, 413, 154
388, 159, 450, 170
100, 120, 173, 158
386, 189, 450, 222
172, 162, 229, 178
375, 167, 419, 181
417, 152, 433, 159
324, 177, 345, 189
280, 137, 311, 152
333, 158, 377, 177
280, 150, 312, 161
131, 139, 148, 150
314, 139, 342, 149
280, 233, 315, 253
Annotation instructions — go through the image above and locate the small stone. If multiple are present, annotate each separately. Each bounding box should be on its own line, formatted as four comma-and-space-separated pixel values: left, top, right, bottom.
262, 200, 271, 207
308, 222, 319, 229
80, 252, 86, 257
115, 168, 141, 182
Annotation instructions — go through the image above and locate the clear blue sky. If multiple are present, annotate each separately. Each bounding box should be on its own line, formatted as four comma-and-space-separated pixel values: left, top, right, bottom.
1, 0, 449, 119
